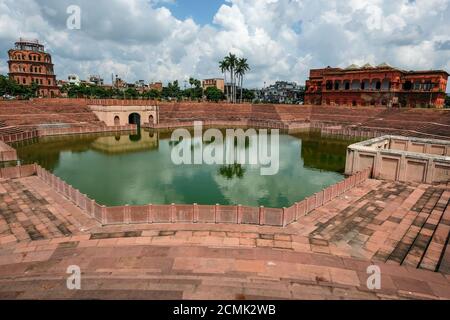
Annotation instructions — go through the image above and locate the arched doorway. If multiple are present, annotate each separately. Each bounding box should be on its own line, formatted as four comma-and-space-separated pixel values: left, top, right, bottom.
148, 115, 154, 125
128, 113, 141, 126
114, 116, 120, 126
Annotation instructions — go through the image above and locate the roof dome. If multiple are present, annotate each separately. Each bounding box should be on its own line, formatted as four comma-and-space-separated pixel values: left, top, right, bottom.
377, 62, 391, 68
362, 63, 373, 69
346, 64, 360, 70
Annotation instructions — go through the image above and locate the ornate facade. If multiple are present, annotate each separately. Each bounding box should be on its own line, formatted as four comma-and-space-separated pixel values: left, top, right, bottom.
305, 63, 448, 108
7, 39, 60, 97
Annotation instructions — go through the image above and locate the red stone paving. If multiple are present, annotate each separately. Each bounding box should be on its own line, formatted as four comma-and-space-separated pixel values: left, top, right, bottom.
0, 175, 449, 300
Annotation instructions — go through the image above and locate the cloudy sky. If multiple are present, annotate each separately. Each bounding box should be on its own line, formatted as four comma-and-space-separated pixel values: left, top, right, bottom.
1, 0, 450, 90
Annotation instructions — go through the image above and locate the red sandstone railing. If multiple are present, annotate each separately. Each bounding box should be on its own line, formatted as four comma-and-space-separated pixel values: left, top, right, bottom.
311, 122, 388, 139
144, 119, 296, 130
0, 125, 137, 143
0, 129, 38, 143
0, 164, 371, 228
0, 141, 17, 162
87, 99, 158, 106
0, 164, 36, 179
36, 124, 137, 137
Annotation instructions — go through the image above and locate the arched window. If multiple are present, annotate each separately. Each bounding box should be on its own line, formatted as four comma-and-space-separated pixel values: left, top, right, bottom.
375, 81, 381, 90
114, 116, 120, 126
351, 80, 361, 90
344, 81, 350, 90
403, 81, 413, 91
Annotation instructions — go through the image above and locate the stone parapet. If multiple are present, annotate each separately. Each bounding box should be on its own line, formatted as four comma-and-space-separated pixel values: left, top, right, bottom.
29, 163, 371, 228
0, 141, 17, 162
346, 135, 450, 183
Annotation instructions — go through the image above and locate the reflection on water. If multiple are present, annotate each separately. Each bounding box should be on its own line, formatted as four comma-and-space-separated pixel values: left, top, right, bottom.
218, 164, 246, 180
13, 129, 359, 208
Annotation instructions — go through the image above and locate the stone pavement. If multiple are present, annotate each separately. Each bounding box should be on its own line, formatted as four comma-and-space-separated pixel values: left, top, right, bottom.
0, 175, 449, 300
0, 176, 97, 245
290, 179, 450, 273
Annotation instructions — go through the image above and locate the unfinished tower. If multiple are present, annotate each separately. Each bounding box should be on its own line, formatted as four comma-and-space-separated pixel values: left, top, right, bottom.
7, 38, 60, 97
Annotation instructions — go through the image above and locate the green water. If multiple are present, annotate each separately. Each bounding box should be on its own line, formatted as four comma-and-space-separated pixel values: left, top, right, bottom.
12, 129, 358, 208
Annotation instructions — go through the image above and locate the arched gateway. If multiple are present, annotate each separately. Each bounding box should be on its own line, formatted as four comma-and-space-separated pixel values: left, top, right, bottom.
128, 113, 141, 125
88, 102, 158, 127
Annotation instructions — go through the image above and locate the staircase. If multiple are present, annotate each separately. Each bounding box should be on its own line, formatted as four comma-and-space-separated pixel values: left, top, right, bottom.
380, 188, 450, 272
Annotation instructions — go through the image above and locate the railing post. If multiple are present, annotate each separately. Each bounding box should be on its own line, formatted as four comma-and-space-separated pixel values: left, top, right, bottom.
215, 204, 219, 224
282, 207, 287, 227
101, 205, 107, 226
90, 199, 95, 217
171, 203, 176, 223
193, 203, 198, 223
259, 206, 265, 226
125, 204, 131, 224
237, 205, 242, 224
147, 204, 153, 224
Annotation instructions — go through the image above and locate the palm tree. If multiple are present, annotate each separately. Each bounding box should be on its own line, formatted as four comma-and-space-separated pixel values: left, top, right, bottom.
219, 53, 250, 103
236, 58, 250, 103
219, 60, 229, 102
224, 53, 238, 103
235, 63, 242, 103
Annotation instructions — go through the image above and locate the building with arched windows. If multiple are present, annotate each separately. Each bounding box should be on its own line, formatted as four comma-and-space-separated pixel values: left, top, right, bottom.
7, 39, 60, 97
305, 63, 448, 108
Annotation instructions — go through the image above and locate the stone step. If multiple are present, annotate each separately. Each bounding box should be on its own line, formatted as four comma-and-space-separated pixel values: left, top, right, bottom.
381, 187, 441, 264
402, 189, 448, 268
418, 192, 450, 272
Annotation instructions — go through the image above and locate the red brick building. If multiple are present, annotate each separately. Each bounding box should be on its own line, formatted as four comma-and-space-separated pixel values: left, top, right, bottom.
7, 39, 60, 97
305, 63, 448, 108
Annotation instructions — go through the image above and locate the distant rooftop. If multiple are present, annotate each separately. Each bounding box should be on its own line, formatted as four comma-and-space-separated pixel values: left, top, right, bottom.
320, 63, 449, 75
14, 38, 45, 52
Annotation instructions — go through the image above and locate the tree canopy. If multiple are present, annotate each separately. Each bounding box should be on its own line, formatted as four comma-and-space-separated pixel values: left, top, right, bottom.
205, 87, 225, 102
0, 75, 38, 99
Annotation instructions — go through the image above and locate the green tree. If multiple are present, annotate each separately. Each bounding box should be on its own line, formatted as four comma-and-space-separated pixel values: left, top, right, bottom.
0, 75, 41, 99
205, 86, 225, 102
236, 58, 250, 103
241, 88, 255, 102
162, 80, 182, 100
144, 89, 161, 99
220, 54, 250, 104
224, 53, 238, 103
124, 88, 139, 99
219, 60, 229, 102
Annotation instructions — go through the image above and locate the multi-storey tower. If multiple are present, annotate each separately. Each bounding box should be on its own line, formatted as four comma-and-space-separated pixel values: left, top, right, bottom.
7, 38, 60, 97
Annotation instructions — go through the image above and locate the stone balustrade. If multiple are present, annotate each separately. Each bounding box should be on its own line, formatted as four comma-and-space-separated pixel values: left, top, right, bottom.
345, 135, 450, 183
0, 125, 136, 144
1, 164, 371, 228
0, 141, 18, 161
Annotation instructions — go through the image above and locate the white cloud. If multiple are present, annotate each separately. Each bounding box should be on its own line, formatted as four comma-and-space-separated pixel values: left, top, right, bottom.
0, 0, 449, 90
